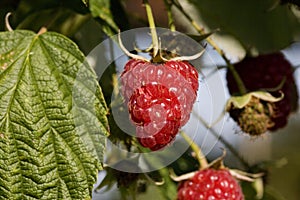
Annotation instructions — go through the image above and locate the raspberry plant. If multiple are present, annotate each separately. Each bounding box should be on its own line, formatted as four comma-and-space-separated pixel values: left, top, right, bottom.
0, 0, 299, 200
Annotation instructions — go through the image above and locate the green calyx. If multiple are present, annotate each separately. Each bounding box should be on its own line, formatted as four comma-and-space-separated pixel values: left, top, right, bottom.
226, 91, 283, 135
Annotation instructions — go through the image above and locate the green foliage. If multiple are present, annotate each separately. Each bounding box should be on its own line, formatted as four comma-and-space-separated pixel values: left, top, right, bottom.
0, 30, 108, 199
1, 0, 89, 35
88, 0, 119, 36
155, 167, 178, 200
188, 0, 300, 52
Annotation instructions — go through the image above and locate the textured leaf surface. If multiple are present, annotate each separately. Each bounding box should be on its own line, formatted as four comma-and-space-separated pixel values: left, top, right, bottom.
0, 30, 109, 199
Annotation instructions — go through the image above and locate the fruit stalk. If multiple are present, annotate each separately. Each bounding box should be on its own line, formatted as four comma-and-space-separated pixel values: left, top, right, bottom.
180, 131, 208, 169
143, 0, 159, 57
193, 112, 250, 169
163, 0, 176, 31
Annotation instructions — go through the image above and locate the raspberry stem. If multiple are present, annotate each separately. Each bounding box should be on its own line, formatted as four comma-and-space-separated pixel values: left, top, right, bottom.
227, 64, 247, 94
163, 0, 176, 31
192, 112, 250, 169
171, 0, 247, 95
171, 0, 250, 169
143, 0, 159, 58
180, 131, 208, 169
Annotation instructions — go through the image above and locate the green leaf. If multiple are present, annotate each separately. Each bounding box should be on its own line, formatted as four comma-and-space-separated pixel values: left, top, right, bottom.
156, 167, 177, 200
88, 0, 119, 36
13, 0, 90, 36
226, 91, 284, 110
0, 30, 109, 199
15, 9, 90, 37
188, 0, 300, 52
187, 29, 219, 43
82, 0, 89, 6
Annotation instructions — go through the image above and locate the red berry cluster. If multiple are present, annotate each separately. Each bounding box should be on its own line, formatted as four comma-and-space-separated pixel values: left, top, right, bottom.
226, 52, 298, 131
177, 169, 244, 200
121, 59, 199, 150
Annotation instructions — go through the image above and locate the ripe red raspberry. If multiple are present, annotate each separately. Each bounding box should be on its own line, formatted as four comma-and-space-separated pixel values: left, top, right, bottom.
226, 52, 298, 131
177, 169, 244, 200
121, 59, 199, 150
129, 84, 181, 150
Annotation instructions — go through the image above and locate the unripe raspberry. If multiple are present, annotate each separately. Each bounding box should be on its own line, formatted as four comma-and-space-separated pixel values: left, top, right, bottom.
226, 52, 298, 132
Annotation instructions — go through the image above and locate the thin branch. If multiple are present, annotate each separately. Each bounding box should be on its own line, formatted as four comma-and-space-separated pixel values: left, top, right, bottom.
143, 0, 159, 57
163, 0, 176, 31
192, 111, 250, 169
180, 131, 208, 169
172, 0, 247, 94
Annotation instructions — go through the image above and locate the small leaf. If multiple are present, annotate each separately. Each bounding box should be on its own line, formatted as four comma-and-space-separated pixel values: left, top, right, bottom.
226, 91, 284, 110
156, 167, 178, 200
250, 91, 284, 102
89, 0, 119, 36
226, 93, 253, 110
187, 29, 219, 42
0, 30, 109, 199
82, 0, 89, 6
